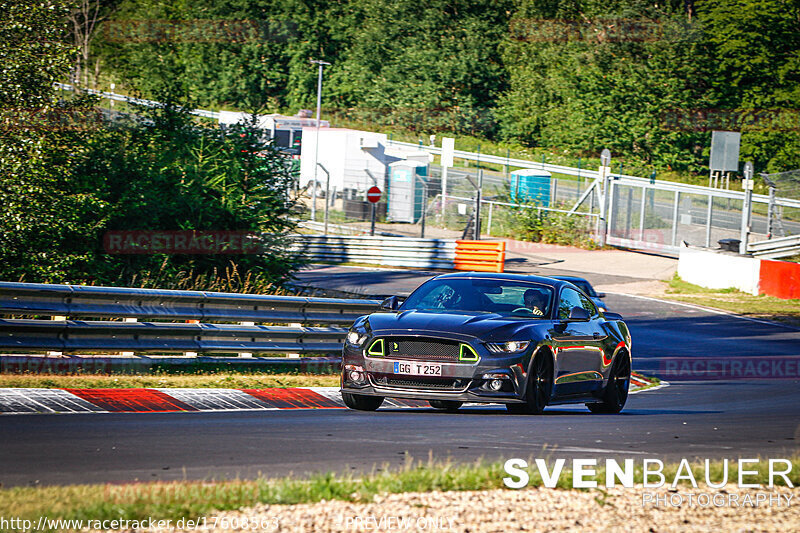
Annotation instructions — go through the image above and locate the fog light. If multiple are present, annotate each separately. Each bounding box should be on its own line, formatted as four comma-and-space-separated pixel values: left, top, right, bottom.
489, 379, 504, 391
344, 364, 366, 385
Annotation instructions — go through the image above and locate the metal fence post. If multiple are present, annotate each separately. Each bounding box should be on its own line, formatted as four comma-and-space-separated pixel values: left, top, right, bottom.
416, 175, 427, 238
474, 170, 483, 240
671, 191, 680, 247
705, 194, 713, 247
638, 186, 647, 241
318, 163, 330, 234
739, 162, 754, 254
599, 171, 609, 246
767, 185, 776, 239
487, 202, 494, 236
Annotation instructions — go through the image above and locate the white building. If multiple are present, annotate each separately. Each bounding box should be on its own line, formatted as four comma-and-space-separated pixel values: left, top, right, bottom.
218, 111, 329, 148
300, 128, 398, 196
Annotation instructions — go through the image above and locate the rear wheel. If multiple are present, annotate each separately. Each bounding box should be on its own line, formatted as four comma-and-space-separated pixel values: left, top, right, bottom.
587, 352, 630, 414
506, 352, 552, 414
429, 400, 462, 412
342, 392, 384, 411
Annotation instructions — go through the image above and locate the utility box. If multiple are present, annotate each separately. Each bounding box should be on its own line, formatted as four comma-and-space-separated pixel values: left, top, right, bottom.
510, 169, 552, 206
388, 161, 428, 223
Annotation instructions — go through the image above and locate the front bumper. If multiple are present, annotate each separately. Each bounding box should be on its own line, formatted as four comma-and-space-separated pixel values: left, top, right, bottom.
341, 340, 532, 404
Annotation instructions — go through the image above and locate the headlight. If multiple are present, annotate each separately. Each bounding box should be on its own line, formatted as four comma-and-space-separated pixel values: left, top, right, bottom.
485, 341, 530, 354
346, 330, 368, 346
598, 306, 607, 313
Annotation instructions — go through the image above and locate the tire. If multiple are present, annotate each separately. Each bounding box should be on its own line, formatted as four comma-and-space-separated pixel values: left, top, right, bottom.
342, 392, 384, 411
587, 352, 630, 414
506, 352, 552, 414
429, 400, 462, 412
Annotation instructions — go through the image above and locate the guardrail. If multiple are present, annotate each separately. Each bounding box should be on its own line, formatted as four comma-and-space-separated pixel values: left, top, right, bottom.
0, 282, 382, 356
291, 235, 458, 269
54, 83, 220, 120
747, 234, 800, 259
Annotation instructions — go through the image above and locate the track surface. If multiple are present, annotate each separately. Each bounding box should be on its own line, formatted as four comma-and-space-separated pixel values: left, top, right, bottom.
2, 271, 799, 487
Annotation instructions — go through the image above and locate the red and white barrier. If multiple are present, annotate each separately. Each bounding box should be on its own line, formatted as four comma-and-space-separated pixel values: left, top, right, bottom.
678, 246, 800, 300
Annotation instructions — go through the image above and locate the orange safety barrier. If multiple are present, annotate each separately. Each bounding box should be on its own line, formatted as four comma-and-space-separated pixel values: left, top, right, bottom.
454, 240, 506, 273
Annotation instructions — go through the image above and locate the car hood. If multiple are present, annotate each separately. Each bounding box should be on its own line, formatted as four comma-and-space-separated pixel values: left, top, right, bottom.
366, 309, 546, 342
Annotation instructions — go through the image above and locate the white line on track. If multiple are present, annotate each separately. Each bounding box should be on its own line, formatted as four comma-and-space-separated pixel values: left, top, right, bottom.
606, 291, 800, 331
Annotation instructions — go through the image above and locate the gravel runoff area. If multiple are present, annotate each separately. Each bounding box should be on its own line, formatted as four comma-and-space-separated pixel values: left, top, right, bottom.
126, 485, 798, 532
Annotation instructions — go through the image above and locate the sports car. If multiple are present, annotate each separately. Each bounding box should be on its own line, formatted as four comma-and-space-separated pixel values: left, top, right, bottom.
550, 275, 609, 313
340, 272, 632, 414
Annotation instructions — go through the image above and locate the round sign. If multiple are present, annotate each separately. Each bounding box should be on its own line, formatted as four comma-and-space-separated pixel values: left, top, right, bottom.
600, 148, 612, 167
366, 186, 382, 203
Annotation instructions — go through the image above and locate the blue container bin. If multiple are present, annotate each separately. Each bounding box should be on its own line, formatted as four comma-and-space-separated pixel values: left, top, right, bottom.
510, 169, 552, 206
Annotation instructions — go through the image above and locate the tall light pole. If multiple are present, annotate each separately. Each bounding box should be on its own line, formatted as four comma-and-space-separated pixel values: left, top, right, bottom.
310, 59, 330, 223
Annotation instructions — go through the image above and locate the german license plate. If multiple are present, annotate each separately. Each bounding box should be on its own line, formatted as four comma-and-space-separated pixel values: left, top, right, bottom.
393, 361, 442, 376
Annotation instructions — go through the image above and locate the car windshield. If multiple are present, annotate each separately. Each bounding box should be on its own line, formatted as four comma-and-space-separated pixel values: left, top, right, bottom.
572, 279, 597, 297
400, 278, 554, 317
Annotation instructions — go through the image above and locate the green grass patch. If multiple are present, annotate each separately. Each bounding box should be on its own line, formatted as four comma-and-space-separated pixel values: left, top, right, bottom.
0, 372, 339, 389
1, 456, 798, 532
663, 275, 800, 326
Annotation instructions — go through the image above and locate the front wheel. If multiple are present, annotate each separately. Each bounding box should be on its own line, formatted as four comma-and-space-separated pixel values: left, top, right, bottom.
587, 352, 630, 414
429, 400, 462, 412
507, 352, 552, 414
342, 392, 384, 411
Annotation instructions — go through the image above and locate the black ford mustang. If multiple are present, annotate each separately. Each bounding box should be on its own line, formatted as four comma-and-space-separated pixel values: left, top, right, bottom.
340, 272, 632, 414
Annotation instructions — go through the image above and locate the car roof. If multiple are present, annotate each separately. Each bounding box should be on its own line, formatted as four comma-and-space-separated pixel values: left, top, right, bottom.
551, 275, 589, 283
433, 271, 570, 289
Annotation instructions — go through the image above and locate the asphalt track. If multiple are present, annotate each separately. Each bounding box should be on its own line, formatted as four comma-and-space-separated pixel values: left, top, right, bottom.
1, 269, 799, 487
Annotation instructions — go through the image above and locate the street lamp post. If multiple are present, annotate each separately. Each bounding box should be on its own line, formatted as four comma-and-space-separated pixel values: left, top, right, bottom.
310, 59, 330, 224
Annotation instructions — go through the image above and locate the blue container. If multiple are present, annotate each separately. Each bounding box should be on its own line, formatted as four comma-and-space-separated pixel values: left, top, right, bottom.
510, 169, 552, 206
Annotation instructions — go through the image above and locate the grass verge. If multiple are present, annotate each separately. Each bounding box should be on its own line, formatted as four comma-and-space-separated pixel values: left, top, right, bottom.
0, 372, 339, 389
2, 456, 797, 531
662, 275, 800, 327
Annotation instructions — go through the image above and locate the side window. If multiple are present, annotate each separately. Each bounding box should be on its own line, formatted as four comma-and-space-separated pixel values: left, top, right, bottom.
558, 288, 584, 320
577, 291, 598, 317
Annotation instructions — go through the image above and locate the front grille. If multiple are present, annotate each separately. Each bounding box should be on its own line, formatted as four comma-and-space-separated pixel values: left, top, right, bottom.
383, 337, 461, 362
371, 374, 468, 391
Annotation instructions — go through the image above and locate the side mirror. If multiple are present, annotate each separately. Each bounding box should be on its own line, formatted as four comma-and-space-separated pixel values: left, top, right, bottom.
568, 306, 590, 321
380, 295, 401, 311
596, 292, 606, 298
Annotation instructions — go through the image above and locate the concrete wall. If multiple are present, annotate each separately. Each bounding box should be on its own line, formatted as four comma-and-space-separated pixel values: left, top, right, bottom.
677, 246, 761, 295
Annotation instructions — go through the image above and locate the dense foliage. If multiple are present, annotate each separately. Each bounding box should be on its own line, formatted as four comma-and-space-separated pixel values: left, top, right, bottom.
94, 0, 800, 173
0, 1, 298, 286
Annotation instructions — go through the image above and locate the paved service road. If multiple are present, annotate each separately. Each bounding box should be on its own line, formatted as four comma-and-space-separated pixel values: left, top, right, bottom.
2, 275, 799, 487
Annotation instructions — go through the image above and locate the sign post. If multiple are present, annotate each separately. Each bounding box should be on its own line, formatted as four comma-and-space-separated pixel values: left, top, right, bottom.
367, 186, 381, 236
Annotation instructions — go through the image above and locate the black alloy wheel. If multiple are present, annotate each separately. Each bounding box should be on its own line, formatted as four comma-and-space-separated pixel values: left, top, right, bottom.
429, 400, 463, 412
587, 352, 630, 414
342, 392, 384, 411
506, 352, 552, 414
